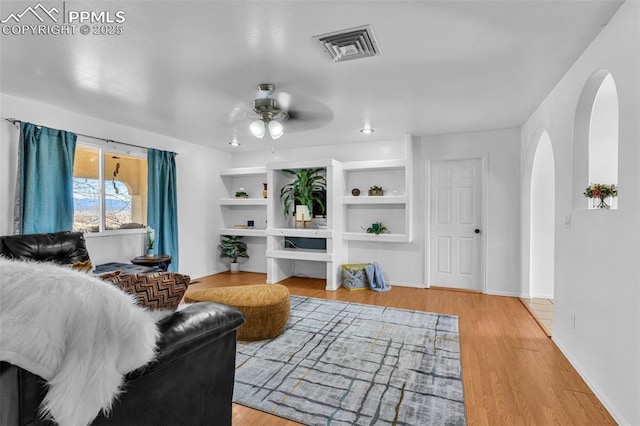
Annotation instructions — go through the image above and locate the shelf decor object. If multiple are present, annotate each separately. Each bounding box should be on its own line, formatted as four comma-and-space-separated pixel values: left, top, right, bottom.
583, 183, 617, 209
279, 168, 326, 219
235, 188, 249, 198
368, 185, 384, 196
262, 183, 268, 198
294, 205, 312, 228
365, 222, 388, 235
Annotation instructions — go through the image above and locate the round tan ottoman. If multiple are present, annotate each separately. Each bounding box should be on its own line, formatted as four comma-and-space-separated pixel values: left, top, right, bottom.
184, 284, 290, 341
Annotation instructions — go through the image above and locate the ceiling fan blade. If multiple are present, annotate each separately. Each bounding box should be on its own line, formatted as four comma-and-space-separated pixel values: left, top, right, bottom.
276, 91, 292, 110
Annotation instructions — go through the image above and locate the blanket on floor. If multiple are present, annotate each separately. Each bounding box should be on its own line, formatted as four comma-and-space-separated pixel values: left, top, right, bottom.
0, 258, 165, 426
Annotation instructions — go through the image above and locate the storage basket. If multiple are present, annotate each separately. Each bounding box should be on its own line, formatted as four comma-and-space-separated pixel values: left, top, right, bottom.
341, 263, 371, 290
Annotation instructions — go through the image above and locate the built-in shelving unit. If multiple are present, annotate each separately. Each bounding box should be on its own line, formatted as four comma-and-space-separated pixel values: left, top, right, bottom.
265, 158, 345, 290
341, 135, 413, 243
218, 134, 414, 289
219, 166, 268, 238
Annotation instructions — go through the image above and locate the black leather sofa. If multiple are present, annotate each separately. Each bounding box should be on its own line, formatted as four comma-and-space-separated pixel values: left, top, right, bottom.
0, 231, 245, 426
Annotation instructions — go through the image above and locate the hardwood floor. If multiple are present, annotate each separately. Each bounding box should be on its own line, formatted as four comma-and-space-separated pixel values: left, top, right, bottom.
187, 273, 615, 426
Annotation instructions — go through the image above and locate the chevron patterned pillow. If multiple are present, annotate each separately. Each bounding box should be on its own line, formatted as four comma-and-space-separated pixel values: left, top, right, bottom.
104, 272, 190, 311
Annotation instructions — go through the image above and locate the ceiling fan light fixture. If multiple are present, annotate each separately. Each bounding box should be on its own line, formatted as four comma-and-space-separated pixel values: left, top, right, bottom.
250, 119, 266, 138
268, 120, 284, 139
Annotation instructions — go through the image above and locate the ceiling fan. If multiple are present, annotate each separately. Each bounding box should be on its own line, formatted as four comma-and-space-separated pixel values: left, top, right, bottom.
248, 83, 289, 140
235, 83, 333, 141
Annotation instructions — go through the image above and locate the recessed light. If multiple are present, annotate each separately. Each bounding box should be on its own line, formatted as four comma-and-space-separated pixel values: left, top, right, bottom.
229, 138, 240, 147
360, 128, 375, 134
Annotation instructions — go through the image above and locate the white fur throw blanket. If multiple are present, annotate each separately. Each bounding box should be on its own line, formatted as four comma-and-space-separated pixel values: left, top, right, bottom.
0, 258, 166, 426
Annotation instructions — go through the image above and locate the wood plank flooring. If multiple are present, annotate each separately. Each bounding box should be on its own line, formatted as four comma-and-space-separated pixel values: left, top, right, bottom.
186, 272, 615, 426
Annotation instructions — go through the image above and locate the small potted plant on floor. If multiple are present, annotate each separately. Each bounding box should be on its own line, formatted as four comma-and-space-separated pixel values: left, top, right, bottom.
218, 235, 249, 273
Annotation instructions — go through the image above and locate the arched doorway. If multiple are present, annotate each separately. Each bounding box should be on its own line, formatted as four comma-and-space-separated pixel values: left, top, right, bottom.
530, 132, 555, 300
521, 130, 555, 335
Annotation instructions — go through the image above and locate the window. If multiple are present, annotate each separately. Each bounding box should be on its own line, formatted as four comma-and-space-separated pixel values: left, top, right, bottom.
73, 142, 148, 233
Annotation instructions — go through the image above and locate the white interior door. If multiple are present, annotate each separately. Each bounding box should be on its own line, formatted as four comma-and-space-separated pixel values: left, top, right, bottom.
429, 159, 483, 291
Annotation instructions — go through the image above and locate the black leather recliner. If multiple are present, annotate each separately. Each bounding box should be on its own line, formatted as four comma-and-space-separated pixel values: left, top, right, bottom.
0, 232, 245, 426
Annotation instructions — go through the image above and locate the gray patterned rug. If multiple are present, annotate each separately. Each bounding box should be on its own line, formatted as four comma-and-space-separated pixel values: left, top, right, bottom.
233, 296, 466, 425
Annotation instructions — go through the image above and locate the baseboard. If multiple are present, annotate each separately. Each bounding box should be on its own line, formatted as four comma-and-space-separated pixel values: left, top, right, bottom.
430, 286, 481, 294
484, 289, 521, 297
530, 292, 554, 299
552, 336, 630, 425
390, 281, 427, 289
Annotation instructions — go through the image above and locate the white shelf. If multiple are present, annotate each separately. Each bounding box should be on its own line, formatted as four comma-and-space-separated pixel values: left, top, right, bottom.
267, 227, 333, 238
219, 198, 267, 206
342, 159, 405, 171
342, 232, 410, 242
266, 248, 332, 262
343, 195, 408, 205
220, 166, 266, 177
219, 228, 267, 237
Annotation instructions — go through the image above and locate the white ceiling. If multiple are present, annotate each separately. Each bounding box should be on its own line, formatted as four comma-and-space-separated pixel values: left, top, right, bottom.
0, 1, 624, 152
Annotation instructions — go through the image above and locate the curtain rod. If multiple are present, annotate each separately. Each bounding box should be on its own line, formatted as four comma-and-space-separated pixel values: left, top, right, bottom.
4, 117, 177, 155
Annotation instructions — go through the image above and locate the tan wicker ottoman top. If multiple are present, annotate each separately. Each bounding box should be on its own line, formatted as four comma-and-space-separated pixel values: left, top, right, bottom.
184, 284, 290, 341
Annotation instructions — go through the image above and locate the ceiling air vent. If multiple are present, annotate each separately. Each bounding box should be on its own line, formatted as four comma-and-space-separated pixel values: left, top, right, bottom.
313, 25, 380, 63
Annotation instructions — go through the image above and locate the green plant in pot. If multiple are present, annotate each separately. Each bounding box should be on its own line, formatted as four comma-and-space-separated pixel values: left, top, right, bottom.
218, 235, 249, 273
279, 168, 326, 222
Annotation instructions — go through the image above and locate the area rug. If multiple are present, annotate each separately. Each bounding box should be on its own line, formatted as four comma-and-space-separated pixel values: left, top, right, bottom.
233, 296, 466, 425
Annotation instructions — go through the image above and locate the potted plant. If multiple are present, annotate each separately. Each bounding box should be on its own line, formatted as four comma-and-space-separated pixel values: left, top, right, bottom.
279, 168, 326, 221
235, 188, 249, 198
218, 235, 249, 273
145, 226, 155, 256
365, 222, 388, 235
368, 185, 384, 196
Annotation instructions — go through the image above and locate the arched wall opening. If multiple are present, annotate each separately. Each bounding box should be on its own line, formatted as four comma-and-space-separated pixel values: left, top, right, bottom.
573, 69, 619, 209
530, 131, 555, 299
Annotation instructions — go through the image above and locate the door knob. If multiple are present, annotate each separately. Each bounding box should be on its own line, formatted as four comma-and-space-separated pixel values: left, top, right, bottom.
474, 229, 480, 234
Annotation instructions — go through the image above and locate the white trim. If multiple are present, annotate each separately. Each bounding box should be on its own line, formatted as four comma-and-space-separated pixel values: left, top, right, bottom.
83, 228, 146, 238
484, 289, 522, 298
530, 292, 554, 300
388, 281, 427, 289
552, 336, 628, 426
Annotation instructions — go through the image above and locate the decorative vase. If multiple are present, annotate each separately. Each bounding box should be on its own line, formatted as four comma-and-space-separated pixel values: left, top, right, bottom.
262, 183, 268, 198
595, 197, 610, 209
146, 248, 154, 257
230, 262, 240, 273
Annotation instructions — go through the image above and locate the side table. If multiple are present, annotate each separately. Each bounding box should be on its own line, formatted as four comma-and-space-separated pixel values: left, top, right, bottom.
131, 254, 172, 272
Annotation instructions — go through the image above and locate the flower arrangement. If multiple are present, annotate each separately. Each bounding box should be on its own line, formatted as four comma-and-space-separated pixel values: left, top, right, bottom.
583, 183, 618, 209
145, 226, 155, 250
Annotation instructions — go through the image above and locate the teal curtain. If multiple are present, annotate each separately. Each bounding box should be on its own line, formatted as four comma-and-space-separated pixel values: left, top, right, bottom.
147, 149, 179, 272
18, 122, 77, 234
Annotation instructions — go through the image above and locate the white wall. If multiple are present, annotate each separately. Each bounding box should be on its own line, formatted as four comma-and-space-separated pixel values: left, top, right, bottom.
0, 93, 230, 279
232, 131, 521, 296
520, 2, 640, 424
421, 128, 521, 296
